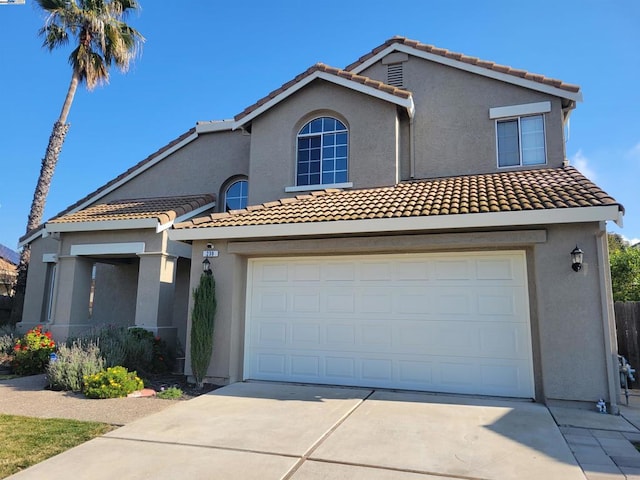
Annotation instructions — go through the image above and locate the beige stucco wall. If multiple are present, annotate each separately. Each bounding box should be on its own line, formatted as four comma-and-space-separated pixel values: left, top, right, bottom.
22, 228, 192, 344
22, 236, 60, 326
247, 80, 400, 205
184, 222, 615, 405
91, 261, 139, 327
360, 56, 567, 179
100, 129, 250, 209
533, 222, 613, 402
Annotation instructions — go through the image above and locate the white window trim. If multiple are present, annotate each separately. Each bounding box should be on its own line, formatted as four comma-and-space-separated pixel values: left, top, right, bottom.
495, 114, 547, 168
285, 182, 353, 193
489, 101, 551, 120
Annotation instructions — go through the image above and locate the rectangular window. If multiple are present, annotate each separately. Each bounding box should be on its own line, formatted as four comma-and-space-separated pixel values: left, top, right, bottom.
44, 264, 57, 322
496, 114, 546, 167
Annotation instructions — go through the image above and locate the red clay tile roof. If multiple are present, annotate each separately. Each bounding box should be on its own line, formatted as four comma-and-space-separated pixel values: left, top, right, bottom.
234, 63, 412, 122
175, 167, 619, 230
345, 36, 581, 94
48, 194, 215, 227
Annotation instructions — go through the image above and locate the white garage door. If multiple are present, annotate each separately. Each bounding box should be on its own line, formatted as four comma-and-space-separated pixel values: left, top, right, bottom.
244, 251, 534, 398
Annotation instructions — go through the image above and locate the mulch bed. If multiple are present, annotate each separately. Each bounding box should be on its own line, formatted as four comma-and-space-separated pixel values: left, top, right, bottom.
142, 373, 220, 400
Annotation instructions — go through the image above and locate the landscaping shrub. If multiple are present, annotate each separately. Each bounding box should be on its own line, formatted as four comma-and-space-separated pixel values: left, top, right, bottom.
191, 273, 216, 388
157, 386, 183, 400
46, 341, 104, 392
12, 326, 55, 375
72, 326, 173, 374
0, 332, 14, 371
75, 325, 127, 368
0, 333, 14, 355
83, 366, 143, 399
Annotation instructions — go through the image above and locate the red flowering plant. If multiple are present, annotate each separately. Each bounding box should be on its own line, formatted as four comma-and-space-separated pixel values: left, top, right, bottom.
12, 325, 56, 375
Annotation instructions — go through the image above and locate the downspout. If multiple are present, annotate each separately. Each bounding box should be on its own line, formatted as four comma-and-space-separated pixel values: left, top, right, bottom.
407, 98, 415, 179
596, 223, 620, 414
410, 116, 415, 179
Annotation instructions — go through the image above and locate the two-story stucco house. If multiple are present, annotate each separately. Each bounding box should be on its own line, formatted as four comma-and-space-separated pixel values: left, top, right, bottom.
18, 37, 624, 409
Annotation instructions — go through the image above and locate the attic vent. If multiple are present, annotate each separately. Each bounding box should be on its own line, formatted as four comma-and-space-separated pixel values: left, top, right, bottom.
387, 63, 404, 88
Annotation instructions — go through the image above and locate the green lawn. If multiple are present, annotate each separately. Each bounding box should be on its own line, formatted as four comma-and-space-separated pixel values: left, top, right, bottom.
0, 414, 114, 478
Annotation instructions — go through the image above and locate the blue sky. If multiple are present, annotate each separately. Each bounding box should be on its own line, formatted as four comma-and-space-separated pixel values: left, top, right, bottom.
0, 0, 638, 250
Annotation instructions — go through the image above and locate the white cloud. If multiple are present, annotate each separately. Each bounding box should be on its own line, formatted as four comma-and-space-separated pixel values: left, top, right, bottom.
624, 236, 640, 247
570, 150, 597, 181
626, 142, 640, 160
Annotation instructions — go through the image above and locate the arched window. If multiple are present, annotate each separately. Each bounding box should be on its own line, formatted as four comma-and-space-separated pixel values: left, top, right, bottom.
225, 179, 248, 211
297, 117, 348, 186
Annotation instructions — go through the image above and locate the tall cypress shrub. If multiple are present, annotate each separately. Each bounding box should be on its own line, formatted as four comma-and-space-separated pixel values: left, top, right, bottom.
190, 273, 216, 388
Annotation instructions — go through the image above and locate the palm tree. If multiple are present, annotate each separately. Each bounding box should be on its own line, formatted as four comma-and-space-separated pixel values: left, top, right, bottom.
11, 0, 144, 323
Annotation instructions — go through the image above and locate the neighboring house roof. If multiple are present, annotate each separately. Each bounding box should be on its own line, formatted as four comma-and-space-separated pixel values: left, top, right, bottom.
346, 36, 582, 101
46, 194, 215, 234
0, 245, 17, 290
0, 258, 17, 278
234, 62, 415, 127
0, 244, 19, 265
171, 167, 622, 240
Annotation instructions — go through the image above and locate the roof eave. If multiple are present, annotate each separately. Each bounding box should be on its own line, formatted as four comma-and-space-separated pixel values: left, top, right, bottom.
156, 201, 217, 233
349, 43, 583, 103
46, 218, 160, 234
168, 204, 623, 241
234, 70, 414, 130
195, 120, 235, 134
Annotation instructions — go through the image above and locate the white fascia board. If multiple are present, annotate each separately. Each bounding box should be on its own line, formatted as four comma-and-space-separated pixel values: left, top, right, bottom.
70, 242, 146, 256
46, 218, 158, 234
350, 44, 583, 103
234, 70, 415, 129
156, 201, 217, 232
489, 101, 551, 119
18, 229, 45, 248
195, 120, 235, 133
168, 205, 622, 241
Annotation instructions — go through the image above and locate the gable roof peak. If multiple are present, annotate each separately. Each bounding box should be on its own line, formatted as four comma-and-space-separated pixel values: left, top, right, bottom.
346, 36, 581, 99
234, 61, 413, 126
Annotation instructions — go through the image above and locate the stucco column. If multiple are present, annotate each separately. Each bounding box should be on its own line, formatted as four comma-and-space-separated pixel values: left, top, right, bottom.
49, 255, 93, 340
134, 253, 178, 345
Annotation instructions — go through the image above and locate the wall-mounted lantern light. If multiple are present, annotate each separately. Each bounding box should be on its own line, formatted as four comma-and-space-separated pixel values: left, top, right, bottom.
571, 245, 584, 272
202, 258, 212, 275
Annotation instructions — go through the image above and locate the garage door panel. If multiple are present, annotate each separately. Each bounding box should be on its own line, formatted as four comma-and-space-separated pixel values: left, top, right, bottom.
245, 252, 534, 397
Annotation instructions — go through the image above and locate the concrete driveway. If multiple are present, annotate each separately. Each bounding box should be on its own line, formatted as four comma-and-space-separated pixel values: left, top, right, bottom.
9, 382, 585, 480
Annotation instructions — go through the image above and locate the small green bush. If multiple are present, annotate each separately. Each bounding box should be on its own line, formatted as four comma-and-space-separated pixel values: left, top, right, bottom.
83, 366, 143, 399
12, 326, 56, 376
157, 386, 183, 400
46, 341, 105, 392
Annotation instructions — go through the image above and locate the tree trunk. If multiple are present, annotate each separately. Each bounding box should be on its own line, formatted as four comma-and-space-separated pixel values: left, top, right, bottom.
9, 73, 78, 325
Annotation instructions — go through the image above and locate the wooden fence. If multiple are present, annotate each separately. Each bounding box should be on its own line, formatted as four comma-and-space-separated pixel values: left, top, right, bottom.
615, 301, 640, 387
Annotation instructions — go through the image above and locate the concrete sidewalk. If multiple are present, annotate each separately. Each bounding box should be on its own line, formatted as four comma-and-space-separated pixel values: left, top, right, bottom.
8, 382, 586, 480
